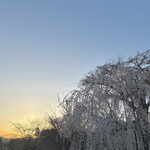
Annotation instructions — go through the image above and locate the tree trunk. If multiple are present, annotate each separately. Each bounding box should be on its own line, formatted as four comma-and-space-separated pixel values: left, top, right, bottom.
136, 108, 149, 150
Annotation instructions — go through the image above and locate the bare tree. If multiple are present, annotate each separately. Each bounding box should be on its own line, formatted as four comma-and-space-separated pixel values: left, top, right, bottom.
10, 119, 47, 150
59, 50, 150, 150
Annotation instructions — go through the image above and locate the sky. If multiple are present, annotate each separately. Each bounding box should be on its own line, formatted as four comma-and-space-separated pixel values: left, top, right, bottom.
1, 0, 150, 137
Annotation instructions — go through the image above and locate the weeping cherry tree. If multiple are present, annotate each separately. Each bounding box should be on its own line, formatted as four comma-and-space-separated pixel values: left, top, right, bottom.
59, 50, 150, 150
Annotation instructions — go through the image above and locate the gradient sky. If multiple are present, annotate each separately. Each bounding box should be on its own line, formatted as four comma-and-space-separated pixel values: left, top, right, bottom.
1, 0, 150, 137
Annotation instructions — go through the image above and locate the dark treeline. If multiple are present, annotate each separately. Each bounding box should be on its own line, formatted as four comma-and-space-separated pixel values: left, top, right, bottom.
9, 128, 70, 150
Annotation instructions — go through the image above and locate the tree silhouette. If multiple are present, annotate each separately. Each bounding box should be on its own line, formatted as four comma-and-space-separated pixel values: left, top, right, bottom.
10, 119, 47, 150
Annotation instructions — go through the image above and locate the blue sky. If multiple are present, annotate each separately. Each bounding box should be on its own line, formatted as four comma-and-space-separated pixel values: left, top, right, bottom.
0, 0, 150, 136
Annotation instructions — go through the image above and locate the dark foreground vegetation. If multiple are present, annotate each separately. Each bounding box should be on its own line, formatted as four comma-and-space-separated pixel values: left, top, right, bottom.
9, 128, 70, 150
8, 117, 70, 150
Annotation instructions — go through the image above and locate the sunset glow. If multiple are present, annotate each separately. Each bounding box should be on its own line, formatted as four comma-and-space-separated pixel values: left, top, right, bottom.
1, 1, 150, 139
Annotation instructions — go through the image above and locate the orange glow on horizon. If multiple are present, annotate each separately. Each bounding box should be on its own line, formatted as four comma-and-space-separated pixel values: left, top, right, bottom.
0, 115, 41, 139
0, 111, 62, 139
